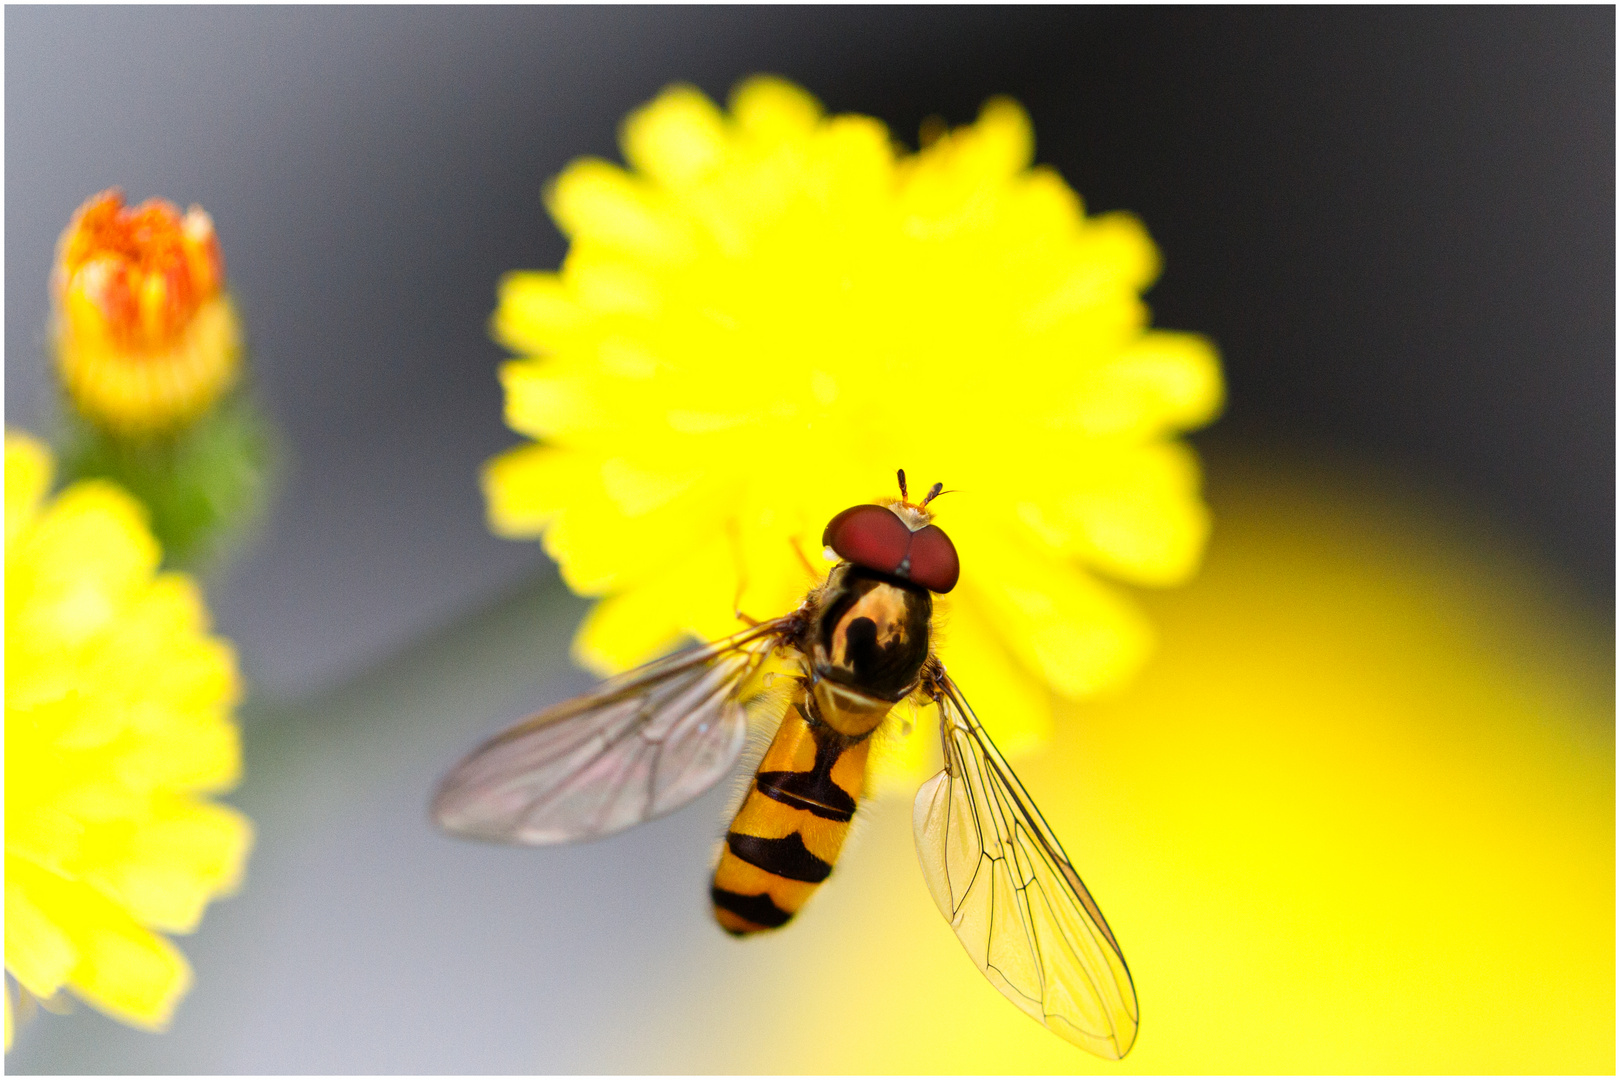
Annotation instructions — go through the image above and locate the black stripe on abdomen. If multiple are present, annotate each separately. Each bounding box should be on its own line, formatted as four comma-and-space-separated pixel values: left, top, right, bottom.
725, 831, 833, 883
711, 886, 793, 929
755, 770, 856, 822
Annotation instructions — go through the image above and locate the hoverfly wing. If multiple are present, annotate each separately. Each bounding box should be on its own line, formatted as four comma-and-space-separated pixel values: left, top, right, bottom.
434, 619, 797, 846
912, 671, 1139, 1059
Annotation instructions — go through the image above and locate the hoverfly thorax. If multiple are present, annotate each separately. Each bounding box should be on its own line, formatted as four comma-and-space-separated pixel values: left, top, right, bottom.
807, 562, 933, 705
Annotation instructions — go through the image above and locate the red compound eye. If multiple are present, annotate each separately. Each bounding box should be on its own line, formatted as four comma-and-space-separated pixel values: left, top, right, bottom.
821, 504, 960, 593
823, 504, 911, 576
906, 524, 960, 593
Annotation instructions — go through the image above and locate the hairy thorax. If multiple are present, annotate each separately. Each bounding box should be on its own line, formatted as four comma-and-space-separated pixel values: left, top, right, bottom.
804, 563, 933, 720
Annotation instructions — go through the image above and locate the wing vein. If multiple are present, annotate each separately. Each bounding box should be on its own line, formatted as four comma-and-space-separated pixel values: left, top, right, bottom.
912, 669, 1140, 1059
434, 619, 797, 845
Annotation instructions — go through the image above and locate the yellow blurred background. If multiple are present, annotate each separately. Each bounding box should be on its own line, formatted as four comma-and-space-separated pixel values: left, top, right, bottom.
617, 453, 1613, 1073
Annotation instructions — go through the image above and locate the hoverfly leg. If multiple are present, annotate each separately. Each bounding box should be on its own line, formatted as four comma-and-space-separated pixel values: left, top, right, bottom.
788, 535, 820, 582
918, 657, 958, 776
726, 519, 757, 625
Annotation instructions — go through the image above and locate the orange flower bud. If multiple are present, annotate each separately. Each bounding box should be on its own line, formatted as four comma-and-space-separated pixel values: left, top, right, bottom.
51, 190, 241, 435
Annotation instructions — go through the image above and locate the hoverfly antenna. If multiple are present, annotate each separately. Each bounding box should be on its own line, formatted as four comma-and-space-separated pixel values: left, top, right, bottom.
896, 468, 909, 503
920, 481, 945, 508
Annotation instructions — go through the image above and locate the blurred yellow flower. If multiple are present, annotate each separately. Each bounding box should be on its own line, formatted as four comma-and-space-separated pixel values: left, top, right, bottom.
4, 431, 251, 1045
51, 190, 242, 435
485, 76, 1221, 776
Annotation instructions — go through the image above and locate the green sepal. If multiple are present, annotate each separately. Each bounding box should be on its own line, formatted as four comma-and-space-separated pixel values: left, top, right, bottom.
58, 391, 279, 573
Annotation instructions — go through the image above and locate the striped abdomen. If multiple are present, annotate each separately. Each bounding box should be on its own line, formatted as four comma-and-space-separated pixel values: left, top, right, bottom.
710, 681, 892, 934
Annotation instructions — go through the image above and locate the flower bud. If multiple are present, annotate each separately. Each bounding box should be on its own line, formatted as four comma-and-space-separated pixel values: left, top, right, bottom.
51, 190, 242, 435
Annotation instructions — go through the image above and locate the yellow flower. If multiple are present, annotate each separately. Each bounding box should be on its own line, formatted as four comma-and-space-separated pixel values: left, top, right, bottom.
485, 77, 1222, 778
51, 190, 242, 435
5, 431, 251, 1044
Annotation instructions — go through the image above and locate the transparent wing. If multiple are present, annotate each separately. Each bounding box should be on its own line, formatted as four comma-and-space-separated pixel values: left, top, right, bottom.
433, 618, 798, 845
912, 671, 1139, 1059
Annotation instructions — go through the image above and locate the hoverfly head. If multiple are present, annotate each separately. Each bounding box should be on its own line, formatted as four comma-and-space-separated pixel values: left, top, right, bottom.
819, 470, 961, 593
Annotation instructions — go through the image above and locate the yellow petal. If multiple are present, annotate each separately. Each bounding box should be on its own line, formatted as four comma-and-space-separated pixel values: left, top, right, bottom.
807, 115, 894, 212
1001, 165, 1087, 246
1066, 330, 1224, 436
110, 710, 244, 795
5, 430, 53, 548
958, 521, 1156, 699
10, 482, 157, 650
79, 798, 253, 934
565, 253, 666, 317
65, 901, 191, 1030
932, 599, 1054, 758
4, 803, 86, 877
571, 591, 688, 677
542, 472, 734, 596
1078, 209, 1162, 292
5, 860, 79, 1001
1019, 213, 1160, 335
498, 366, 595, 444
1060, 442, 1214, 585
572, 537, 737, 674
621, 84, 728, 188
490, 271, 583, 356
600, 456, 703, 517
733, 523, 823, 629
958, 96, 1035, 181
546, 159, 693, 265
482, 443, 600, 538
730, 75, 823, 144
70, 578, 237, 734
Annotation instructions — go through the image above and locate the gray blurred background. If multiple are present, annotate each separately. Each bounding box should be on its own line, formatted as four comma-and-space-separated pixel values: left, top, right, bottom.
5, 6, 1612, 1072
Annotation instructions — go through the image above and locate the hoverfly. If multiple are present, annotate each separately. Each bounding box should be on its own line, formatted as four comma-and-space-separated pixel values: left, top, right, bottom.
432, 471, 1139, 1058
